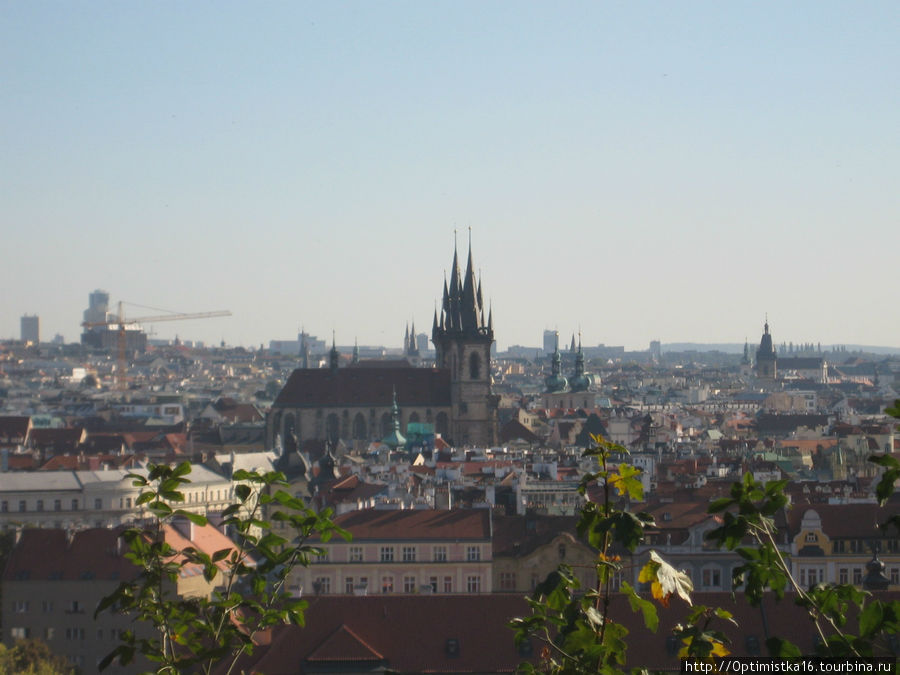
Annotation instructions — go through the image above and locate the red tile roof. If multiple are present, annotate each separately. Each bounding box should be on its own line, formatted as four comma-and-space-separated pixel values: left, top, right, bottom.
305, 624, 384, 663
329, 508, 491, 541
227, 595, 538, 674
2, 528, 137, 582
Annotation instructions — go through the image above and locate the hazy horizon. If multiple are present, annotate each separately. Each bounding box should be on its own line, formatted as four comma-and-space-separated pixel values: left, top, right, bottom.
3, 3, 897, 352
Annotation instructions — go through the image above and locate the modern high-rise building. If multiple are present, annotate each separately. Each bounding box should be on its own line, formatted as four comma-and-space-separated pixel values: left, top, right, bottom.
543, 329, 556, 355
83, 289, 110, 325
20, 315, 39, 344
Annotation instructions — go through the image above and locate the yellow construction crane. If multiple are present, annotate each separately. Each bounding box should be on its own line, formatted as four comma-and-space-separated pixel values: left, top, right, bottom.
82, 302, 232, 389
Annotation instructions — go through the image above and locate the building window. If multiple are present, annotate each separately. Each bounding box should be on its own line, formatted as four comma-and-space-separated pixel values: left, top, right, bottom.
381, 576, 394, 594
429, 576, 438, 593
890, 568, 899, 585
349, 546, 363, 562
314, 577, 330, 595
42, 601, 53, 613
443, 576, 453, 593
44, 627, 55, 640
358, 577, 368, 593
799, 567, 823, 587
36, 500, 44, 512
1, 501, 6, 513
53, 499, 61, 512
10, 627, 29, 640
702, 568, 721, 589
433, 546, 447, 562
805, 532, 817, 543
94, 498, 102, 510
317, 547, 329, 563
403, 575, 416, 593
71, 499, 78, 511
18, 500, 26, 512
13, 600, 29, 613
853, 568, 863, 585
466, 546, 480, 562
558, 543, 566, 560
380, 546, 394, 562
402, 546, 417, 562
839, 568, 848, 584
345, 577, 354, 594
832, 540, 845, 553
499, 572, 517, 591
65, 628, 84, 640
466, 575, 482, 593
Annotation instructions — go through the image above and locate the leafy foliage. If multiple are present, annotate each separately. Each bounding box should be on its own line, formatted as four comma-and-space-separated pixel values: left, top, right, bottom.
0, 639, 72, 675
514, 399, 900, 671
96, 462, 349, 674
509, 435, 716, 673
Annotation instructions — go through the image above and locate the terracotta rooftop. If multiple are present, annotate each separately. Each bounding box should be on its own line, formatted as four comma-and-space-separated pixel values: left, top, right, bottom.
329, 508, 491, 541
2, 528, 137, 582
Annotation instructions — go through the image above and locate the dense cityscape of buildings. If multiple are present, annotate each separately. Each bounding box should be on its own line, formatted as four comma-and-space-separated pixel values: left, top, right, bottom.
1, 242, 898, 672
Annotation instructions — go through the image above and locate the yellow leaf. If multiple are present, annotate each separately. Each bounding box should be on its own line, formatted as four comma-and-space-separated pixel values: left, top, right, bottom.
710, 641, 731, 658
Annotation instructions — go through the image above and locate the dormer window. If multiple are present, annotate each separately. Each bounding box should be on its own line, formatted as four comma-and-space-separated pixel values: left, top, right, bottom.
445, 638, 460, 657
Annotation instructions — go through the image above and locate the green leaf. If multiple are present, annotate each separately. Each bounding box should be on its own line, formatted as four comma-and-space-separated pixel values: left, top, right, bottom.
622, 581, 659, 632
173, 510, 208, 526
858, 601, 884, 638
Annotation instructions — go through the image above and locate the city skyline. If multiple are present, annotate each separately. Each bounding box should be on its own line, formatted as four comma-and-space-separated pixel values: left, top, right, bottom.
3, 3, 898, 351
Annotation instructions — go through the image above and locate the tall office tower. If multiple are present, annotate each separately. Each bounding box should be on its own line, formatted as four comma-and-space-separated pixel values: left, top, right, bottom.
20, 315, 39, 344
84, 289, 111, 325
543, 329, 556, 355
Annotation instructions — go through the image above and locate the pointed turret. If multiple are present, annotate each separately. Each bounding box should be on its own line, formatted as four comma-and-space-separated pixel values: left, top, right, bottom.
352, 338, 359, 365
329, 331, 339, 373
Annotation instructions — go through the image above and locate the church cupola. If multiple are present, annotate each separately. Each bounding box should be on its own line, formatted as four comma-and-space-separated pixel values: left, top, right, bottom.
545, 331, 569, 393
569, 333, 595, 392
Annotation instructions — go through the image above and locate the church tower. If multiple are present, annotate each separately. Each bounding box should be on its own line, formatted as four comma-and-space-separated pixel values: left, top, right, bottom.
432, 234, 498, 446
755, 318, 777, 380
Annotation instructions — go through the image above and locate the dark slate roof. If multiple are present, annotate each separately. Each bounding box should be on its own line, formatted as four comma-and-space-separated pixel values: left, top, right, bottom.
273, 367, 451, 408
492, 514, 580, 557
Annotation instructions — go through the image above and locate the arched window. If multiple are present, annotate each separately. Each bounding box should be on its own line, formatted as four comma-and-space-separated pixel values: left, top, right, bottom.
380, 413, 392, 438
352, 413, 367, 440
469, 352, 481, 380
282, 413, 297, 452
325, 413, 340, 445
408, 411, 420, 425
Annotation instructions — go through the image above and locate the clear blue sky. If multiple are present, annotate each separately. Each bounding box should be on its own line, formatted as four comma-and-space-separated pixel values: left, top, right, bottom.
2, 2, 897, 351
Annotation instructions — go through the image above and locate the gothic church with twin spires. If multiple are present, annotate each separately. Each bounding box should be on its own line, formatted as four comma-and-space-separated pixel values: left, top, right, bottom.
266, 240, 499, 453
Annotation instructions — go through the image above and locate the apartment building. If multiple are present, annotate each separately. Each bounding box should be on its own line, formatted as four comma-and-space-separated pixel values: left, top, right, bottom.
293, 508, 493, 596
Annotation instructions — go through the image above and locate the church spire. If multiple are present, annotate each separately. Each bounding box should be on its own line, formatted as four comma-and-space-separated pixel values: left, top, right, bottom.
329, 331, 339, 372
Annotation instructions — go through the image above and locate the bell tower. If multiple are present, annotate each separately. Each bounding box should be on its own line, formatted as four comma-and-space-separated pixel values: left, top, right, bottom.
432, 232, 498, 446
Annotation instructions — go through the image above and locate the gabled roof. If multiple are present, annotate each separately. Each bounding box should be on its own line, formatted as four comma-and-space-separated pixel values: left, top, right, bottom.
273, 367, 451, 408
228, 595, 536, 674
305, 624, 384, 663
